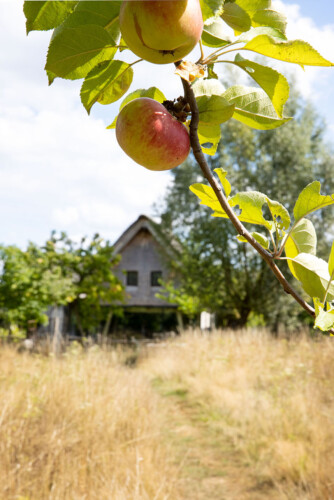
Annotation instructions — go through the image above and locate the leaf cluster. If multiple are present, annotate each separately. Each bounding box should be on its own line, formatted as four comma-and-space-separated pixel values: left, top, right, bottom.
0, 233, 124, 334
23, 0, 334, 332
190, 171, 334, 331
23, 0, 332, 126
157, 103, 334, 330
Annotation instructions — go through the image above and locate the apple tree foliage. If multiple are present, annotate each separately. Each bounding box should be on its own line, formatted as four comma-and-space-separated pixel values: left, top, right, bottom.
156, 96, 334, 330
23, 0, 334, 334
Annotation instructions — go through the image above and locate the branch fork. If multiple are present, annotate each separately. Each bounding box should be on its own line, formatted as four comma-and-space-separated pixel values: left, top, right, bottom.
178, 72, 315, 319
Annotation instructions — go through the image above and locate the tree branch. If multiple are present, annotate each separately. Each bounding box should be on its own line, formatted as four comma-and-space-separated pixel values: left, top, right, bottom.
179, 76, 316, 319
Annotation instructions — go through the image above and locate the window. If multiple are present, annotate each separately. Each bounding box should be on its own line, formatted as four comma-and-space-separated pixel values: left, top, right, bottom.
126, 271, 138, 286
151, 271, 162, 287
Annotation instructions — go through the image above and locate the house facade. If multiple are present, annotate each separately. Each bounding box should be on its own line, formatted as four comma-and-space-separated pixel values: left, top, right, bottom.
112, 215, 182, 334
39, 215, 182, 339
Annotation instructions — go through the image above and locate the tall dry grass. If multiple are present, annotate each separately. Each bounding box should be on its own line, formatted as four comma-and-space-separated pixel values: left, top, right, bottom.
1, 330, 334, 500
141, 329, 334, 499
0, 344, 179, 500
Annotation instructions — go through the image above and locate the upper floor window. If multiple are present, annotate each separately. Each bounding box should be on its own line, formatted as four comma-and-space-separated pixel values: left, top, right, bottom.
126, 270, 138, 287
151, 271, 162, 287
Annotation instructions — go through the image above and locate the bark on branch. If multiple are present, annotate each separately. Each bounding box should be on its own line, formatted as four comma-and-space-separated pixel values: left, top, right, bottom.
179, 75, 315, 319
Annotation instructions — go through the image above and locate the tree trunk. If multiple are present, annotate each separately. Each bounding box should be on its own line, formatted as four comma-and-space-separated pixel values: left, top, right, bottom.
73, 306, 85, 337
52, 315, 63, 357
176, 310, 184, 333
102, 309, 113, 337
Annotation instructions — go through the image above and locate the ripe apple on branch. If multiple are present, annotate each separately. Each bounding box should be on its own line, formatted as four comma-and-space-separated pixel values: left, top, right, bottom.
116, 0, 203, 170
24, 0, 334, 333
119, 0, 203, 64
116, 97, 190, 171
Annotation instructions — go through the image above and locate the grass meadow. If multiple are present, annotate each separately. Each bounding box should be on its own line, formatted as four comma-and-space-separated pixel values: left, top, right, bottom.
0, 329, 334, 499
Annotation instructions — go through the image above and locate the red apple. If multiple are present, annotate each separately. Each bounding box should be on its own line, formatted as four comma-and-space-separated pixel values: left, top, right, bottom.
115, 98, 190, 171
119, 0, 203, 64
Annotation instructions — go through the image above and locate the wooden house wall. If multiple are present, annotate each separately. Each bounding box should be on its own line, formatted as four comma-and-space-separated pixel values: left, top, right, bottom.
114, 227, 170, 307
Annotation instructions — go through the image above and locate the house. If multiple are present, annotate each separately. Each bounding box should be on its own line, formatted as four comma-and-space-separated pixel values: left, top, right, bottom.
37, 215, 183, 340
111, 215, 183, 335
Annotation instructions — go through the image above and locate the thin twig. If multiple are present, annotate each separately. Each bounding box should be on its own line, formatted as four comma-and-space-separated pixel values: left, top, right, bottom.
323, 270, 334, 304
178, 74, 315, 319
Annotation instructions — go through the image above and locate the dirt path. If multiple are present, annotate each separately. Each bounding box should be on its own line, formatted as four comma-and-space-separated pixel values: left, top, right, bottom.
153, 380, 283, 500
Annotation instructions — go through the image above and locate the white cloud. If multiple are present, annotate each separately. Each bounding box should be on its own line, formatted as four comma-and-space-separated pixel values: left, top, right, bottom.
0, 1, 171, 247
272, 1, 334, 101
53, 206, 79, 227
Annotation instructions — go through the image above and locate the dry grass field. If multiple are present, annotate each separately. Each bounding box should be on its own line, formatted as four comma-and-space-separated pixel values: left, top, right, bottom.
0, 344, 179, 500
0, 329, 334, 499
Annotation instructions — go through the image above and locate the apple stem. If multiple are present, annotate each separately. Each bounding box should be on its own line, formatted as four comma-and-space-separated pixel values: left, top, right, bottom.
129, 59, 144, 67
177, 69, 316, 320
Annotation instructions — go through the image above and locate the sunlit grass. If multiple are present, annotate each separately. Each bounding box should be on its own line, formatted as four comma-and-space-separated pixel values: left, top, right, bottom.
141, 329, 334, 499
0, 344, 179, 500
1, 329, 334, 499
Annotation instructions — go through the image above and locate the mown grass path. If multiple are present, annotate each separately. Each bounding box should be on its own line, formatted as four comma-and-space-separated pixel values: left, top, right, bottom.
151, 378, 282, 500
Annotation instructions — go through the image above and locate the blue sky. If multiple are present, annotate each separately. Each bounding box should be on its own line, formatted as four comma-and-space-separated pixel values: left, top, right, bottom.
283, 0, 334, 26
0, 0, 334, 248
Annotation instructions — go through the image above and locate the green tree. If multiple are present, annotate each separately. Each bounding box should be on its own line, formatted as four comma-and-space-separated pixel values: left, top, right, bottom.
156, 96, 334, 329
44, 232, 124, 335
0, 234, 124, 336
0, 243, 74, 334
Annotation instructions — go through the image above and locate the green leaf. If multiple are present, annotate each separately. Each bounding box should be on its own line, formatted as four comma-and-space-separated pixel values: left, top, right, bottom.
211, 190, 275, 229
45, 25, 117, 80
230, 0, 271, 17
47, 70, 57, 85
192, 79, 225, 97
214, 168, 231, 196
284, 218, 317, 279
196, 95, 235, 125
24, 1, 77, 34
231, 54, 289, 117
216, 191, 274, 229
198, 123, 221, 155
314, 309, 334, 332
328, 241, 334, 278
222, 85, 291, 130
207, 64, 219, 80
287, 253, 334, 301
202, 17, 231, 48
313, 298, 334, 332
118, 37, 128, 52
244, 35, 333, 67
119, 87, 166, 110
237, 232, 269, 249
237, 26, 287, 43
200, 0, 225, 21
314, 297, 323, 317
222, 1, 288, 38
81, 60, 133, 114
252, 9, 287, 35
189, 184, 221, 211
266, 197, 290, 231
285, 219, 317, 256
293, 181, 334, 222
52, 1, 122, 43
106, 87, 166, 129
190, 184, 289, 231
221, 2, 251, 33
225, 0, 286, 34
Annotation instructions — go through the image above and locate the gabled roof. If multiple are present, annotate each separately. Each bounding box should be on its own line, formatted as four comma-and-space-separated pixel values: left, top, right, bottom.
113, 215, 180, 258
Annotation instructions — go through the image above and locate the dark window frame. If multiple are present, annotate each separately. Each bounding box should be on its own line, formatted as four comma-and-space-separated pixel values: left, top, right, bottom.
151, 270, 162, 287
126, 270, 138, 287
